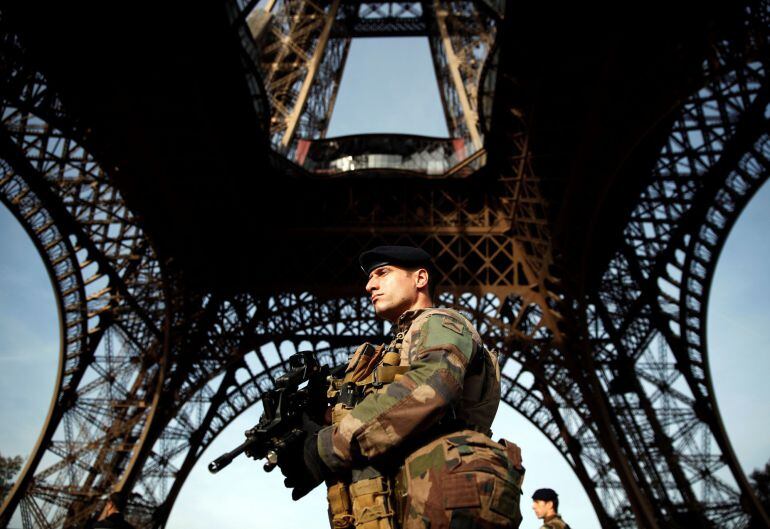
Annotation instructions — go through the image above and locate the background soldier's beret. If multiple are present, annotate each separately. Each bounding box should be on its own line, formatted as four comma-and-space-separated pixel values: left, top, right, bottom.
532, 488, 559, 502
108, 491, 127, 509
359, 245, 433, 274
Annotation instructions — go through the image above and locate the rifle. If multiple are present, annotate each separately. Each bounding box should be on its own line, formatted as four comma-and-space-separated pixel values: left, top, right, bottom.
208, 351, 335, 474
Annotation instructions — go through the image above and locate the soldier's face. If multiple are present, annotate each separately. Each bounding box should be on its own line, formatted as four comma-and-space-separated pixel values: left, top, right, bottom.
532, 500, 552, 519
366, 265, 419, 322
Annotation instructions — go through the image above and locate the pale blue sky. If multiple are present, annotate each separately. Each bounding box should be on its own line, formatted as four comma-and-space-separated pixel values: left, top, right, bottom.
326, 38, 449, 138
1, 36, 769, 529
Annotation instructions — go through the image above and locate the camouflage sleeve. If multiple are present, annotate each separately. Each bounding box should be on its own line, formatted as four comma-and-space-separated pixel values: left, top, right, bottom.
543, 518, 568, 529
318, 312, 476, 473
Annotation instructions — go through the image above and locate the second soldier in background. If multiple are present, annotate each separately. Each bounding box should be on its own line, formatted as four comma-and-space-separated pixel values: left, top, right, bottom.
531, 489, 571, 529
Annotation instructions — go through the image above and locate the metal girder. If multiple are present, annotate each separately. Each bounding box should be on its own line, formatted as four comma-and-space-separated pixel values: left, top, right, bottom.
237, 0, 498, 155
430, 0, 488, 150
279, 0, 341, 146
333, 2, 430, 37
0, 24, 168, 528
250, 0, 350, 148
583, 23, 770, 527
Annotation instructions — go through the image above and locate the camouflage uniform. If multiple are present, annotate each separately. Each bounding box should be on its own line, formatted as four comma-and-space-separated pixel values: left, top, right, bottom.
318, 307, 524, 529
539, 514, 570, 529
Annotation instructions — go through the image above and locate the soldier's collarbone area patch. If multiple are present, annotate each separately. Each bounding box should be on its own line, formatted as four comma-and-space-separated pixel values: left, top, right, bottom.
441, 316, 465, 335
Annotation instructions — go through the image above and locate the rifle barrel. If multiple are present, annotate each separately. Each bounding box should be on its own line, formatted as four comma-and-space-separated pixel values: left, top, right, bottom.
208, 438, 253, 473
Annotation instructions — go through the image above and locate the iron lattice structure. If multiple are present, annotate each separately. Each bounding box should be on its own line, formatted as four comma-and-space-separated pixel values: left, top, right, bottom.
1, 1, 770, 528
243, 0, 498, 153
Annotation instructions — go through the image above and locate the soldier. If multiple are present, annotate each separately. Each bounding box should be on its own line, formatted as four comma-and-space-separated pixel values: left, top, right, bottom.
277, 245, 525, 529
531, 489, 570, 529
90, 492, 135, 529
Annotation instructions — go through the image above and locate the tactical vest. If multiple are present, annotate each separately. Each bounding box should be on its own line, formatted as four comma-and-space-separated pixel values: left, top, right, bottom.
324, 308, 506, 529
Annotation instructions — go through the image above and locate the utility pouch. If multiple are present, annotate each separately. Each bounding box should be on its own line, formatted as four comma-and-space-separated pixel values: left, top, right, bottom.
325, 342, 387, 529
346, 343, 382, 383
328, 481, 355, 529
324, 339, 406, 529
349, 476, 397, 529
328, 343, 382, 425
373, 365, 409, 385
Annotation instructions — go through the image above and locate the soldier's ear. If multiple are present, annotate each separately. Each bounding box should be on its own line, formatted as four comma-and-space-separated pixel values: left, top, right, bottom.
414, 268, 429, 289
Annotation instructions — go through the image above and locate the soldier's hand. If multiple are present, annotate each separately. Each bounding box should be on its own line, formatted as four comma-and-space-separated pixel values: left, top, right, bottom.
279, 415, 328, 500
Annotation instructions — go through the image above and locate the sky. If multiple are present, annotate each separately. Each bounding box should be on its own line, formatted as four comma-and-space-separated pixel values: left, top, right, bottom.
1, 36, 769, 529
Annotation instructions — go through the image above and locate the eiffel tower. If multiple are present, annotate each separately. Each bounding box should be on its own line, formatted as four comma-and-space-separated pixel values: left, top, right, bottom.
1, 1, 769, 527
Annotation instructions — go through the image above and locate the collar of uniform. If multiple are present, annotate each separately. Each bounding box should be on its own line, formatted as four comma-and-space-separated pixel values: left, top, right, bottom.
394, 307, 434, 332
544, 514, 561, 523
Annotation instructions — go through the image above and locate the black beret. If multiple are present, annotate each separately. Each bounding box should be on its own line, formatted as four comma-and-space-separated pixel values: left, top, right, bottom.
532, 488, 558, 502
108, 491, 127, 509
359, 245, 433, 274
